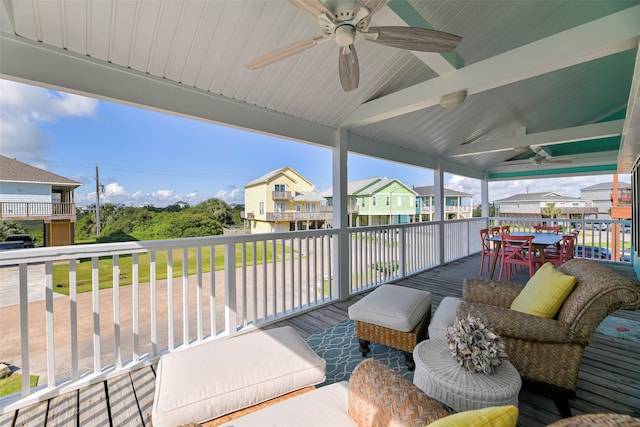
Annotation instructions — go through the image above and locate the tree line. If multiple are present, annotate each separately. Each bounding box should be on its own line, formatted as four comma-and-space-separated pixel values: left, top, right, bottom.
76, 199, 243, 243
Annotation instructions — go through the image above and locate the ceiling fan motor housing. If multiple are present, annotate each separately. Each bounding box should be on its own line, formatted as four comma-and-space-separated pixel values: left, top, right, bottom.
335, 25, 356, 46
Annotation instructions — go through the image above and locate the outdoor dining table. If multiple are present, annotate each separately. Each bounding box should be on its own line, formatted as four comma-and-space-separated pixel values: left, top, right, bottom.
487, 232, 563, 279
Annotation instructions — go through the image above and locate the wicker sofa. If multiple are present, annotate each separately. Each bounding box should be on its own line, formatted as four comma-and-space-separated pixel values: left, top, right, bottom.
458, 258, 640, 418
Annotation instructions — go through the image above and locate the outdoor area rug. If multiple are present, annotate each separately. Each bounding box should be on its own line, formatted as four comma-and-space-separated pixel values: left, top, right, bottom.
304, 319, 413, 387
596, 315, 640, 344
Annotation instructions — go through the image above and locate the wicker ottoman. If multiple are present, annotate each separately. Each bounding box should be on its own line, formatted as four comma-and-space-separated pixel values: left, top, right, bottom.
348, 285, 432, 371
413, 338, 521, 413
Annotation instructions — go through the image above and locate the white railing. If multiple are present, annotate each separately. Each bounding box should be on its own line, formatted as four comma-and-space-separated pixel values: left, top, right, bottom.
490, 217, 633, 263
444, 218, 488, 263
0, 229, 340, 411
349, 222, 440, 293
1, 215, 629, 411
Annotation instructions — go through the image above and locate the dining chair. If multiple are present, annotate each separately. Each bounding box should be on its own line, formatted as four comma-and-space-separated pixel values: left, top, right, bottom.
499, 234, 536, 281
533, 225, 560, 233
501, 225, 511, 233
479, 228, 496, 275
490, 226, 502, 236
543, 234, 577, 266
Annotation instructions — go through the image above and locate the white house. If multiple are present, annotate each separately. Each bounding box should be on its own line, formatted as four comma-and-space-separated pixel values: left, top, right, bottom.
493, 192, 598, 219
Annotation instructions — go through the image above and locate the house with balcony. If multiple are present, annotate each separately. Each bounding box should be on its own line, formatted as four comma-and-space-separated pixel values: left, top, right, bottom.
413, 185, 473, 221
580, 181, 632, 220
0, 155, 80, 246
323, 178, 417, 226
242, 166, 329, 233
493, 191, 598, 220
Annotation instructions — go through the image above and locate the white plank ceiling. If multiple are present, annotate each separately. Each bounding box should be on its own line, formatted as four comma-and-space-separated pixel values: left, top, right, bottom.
1, 0, 639, 180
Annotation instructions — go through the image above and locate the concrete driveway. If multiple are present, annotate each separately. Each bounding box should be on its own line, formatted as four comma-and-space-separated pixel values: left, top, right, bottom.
0, 264, 63, 307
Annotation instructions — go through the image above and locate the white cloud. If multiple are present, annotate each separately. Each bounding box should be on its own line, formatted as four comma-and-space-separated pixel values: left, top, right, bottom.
0, 79, 99, 161
215, 188, 244, 204
75, 181, 212, 207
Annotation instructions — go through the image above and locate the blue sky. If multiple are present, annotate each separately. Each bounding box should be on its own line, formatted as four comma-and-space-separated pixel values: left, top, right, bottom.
0, 78, 625, 207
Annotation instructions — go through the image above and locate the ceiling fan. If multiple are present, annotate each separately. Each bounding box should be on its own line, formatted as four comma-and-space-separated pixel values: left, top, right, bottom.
510, 146, 572, 165
244, 0, 462, 91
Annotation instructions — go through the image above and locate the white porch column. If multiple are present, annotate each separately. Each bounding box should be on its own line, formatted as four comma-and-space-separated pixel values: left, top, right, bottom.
333, 128, 350, 300
434, 165, 445, 265
481, 174, 489, 219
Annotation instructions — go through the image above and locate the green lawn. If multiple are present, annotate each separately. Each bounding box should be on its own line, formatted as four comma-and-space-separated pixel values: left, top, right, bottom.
53, 242, 290, 295
0, 374, 38, 397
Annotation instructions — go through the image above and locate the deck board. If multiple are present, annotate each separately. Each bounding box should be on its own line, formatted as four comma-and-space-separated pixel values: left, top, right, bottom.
106, 373, 143, 426
129, 366, 156, 426
78, 382, 109, 426
0, 411, 14, 426
13, 401, 48, 427
46, 390, 77, 426
4, 255, 640, 426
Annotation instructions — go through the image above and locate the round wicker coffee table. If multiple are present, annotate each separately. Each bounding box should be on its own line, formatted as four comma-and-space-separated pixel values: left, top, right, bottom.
413, 339, 522, 413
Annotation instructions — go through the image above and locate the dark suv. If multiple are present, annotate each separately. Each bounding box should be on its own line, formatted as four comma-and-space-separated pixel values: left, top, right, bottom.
4, 234, 36, 248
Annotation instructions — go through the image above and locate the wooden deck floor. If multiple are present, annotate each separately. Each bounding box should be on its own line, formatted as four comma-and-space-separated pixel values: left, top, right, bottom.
3, 255, 639, 427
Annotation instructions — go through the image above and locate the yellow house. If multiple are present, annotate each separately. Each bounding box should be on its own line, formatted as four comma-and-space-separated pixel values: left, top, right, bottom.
243, 167, 330, 233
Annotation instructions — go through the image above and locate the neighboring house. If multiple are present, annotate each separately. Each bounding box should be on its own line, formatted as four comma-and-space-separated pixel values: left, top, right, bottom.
242, 167, 329, 233
493, 191, 598, 219
0, 155, 81, 246
413, 185, 473, 221
323, 178, 417, 227
580, 181, 631, 220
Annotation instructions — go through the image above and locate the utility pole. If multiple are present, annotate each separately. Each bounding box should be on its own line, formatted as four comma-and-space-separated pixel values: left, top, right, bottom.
95, 165, 101, 236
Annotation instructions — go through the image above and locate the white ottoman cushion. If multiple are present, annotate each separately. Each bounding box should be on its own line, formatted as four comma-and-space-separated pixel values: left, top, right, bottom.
348, 285, 432, 332
152, 326, 326, 427
428, 296, 462, 340
219, 382, 356, 427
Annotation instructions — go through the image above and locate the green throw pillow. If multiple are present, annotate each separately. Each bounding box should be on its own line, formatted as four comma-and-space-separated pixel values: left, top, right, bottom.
510, 262, 576, 318
426, 405, 518, 427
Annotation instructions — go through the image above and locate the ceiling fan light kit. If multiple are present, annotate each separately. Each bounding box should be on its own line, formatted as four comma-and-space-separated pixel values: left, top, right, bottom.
245, 0, 462, 92
440, 89, 467, 108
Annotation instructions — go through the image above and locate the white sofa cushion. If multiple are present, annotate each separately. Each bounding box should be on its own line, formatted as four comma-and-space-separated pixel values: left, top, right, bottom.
348, 285, 432, 332
218, 382, 356, 427
152, 326, 326, 427
428, 296, 462, 340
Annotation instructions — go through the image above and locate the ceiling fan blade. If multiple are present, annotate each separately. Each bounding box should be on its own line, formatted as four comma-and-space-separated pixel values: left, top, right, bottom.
353, 0, 389, 20
288, 0, 334, 18
245, 37, 322, 70
364, 26, 461, 52
338, 45, 359, 92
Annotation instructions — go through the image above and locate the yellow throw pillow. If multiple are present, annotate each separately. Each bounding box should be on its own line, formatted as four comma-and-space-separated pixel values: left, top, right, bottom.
510, 262, 576, 318
426, 406, 518, 427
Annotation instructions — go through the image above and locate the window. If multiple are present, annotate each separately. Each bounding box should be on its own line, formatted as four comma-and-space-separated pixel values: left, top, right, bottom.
306, 203, 316, 212
385, 196, 390, 206
372, 196, 377, 207
274, 202, 286, 212
274, 184, 286, 192
361, 197, 365, 207
259, 202, 264, 215
296, 205, 302, 212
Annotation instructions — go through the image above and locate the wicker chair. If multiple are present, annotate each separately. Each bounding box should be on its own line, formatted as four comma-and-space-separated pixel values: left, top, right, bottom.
458, 258, 640, 418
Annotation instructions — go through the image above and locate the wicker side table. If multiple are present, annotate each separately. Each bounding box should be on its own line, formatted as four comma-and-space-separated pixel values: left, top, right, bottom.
413, 339, 522, 413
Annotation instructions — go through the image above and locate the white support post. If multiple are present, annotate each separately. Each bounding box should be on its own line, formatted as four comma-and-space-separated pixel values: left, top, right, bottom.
481, 174, 490, 225
333, 128, 350, 300
434, 166, 445, 265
